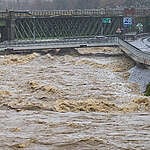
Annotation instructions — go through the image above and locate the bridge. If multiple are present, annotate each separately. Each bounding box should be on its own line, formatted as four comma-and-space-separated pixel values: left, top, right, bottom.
0, 8, 150, 42
0, 8, 150, 67
0, 36, 150, 67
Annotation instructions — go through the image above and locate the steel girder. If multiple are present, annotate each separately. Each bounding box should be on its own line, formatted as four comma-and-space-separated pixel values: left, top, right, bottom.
15, 16, 122, 40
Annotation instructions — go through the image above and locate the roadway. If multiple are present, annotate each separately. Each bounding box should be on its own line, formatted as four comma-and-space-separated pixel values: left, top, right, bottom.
1, 36, 150, 52
129, 36, 150, 52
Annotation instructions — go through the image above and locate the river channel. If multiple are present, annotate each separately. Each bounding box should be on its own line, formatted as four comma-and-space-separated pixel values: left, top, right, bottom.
0, 47, 149, 150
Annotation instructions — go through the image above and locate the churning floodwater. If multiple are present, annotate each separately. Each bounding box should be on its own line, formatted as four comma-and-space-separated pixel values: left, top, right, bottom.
0, 47, 149, 150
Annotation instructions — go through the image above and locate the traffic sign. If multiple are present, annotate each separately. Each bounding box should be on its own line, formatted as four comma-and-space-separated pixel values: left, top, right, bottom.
136, 23, 143, 32
136, 23, 143, 28
116, 28, 122, 34
123, 17, 132, 25
102, 18, 111, 24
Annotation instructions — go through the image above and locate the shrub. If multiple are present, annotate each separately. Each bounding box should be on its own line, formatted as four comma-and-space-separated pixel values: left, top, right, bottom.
144, 83, 150, 96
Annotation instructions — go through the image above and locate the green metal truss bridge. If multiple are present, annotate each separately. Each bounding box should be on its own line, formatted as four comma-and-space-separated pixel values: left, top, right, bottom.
0, 8, 150, 42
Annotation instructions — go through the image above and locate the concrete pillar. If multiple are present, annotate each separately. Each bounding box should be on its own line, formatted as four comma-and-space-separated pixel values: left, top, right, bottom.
7, 11, 16, 42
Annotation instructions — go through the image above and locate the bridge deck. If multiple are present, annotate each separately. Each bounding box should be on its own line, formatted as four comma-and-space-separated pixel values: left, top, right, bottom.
0, 37, 118, 52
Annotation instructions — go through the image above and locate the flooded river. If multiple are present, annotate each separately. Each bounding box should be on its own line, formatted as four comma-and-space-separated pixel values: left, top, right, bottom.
0, 47, 149, 150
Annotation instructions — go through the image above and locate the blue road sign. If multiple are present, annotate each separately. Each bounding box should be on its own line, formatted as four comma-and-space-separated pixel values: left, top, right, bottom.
123, 17, 132, 25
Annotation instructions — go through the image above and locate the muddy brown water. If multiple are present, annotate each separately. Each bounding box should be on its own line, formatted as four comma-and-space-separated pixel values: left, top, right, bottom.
0, 47, 149, 150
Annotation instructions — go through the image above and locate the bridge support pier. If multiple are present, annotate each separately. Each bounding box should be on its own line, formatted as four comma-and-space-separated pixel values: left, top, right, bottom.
7, 11, 16, 42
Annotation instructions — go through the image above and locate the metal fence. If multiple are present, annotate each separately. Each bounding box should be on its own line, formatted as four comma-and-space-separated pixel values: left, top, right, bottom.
14, 16, 121, 40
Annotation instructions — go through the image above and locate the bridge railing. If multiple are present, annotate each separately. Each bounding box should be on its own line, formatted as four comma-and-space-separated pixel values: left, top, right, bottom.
0, 36, 118, 50
118, 38, 150, 65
